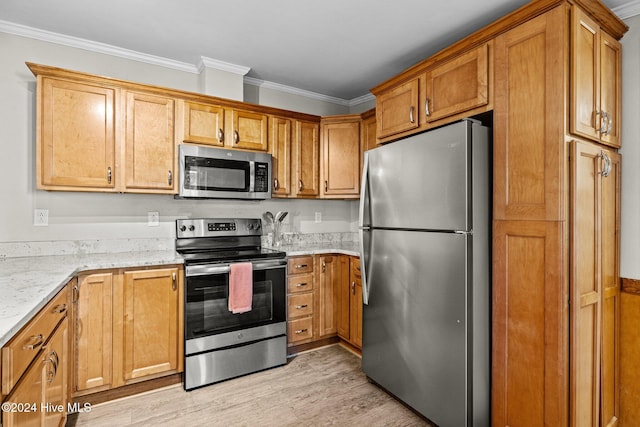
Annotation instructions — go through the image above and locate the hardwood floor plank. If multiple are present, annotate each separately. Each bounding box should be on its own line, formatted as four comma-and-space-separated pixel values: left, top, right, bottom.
67, 344, 431, 426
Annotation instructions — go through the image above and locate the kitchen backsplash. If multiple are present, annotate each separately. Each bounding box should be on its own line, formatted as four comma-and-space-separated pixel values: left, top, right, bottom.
0, 232, 358, 259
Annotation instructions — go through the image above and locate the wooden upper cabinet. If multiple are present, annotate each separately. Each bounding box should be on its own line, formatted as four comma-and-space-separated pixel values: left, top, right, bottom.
270, 116, 292, 197
124, 91, 176, 193
269, 117, 293, 197
292, 120, 320, 198
493, 6, 566, 222
423, 43, 490, 123
375, 77, 420, 139
321, 116, 361, 198
229, 108, 269, 151
571, 8, 622, 148
38, 77, 117, 190
182, 101, 225, 146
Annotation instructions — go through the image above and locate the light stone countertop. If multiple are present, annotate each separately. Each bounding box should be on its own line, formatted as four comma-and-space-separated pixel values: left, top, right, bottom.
269, 241, 360, 257
0, 250, 183, 347
0, 242, 360, 348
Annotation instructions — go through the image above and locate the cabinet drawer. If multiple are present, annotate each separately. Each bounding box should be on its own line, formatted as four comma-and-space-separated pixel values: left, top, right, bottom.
2, 286, 69, 395
287, 317, 313, 345
287, 293, 313, 319
287, 256, 313, 274
287, 273, 314, 294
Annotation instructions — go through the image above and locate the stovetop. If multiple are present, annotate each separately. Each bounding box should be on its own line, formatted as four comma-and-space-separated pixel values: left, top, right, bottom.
180, 247, 286, 265
176, 218, 286, 265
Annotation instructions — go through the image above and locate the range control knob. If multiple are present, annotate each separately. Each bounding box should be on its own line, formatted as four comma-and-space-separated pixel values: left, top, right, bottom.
247, 223, 255, 230
188, 225, 195, 231
255, 222, 261, 230
179, 225, 186, 232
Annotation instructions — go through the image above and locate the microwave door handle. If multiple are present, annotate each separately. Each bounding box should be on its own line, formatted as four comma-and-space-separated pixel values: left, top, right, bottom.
249, 161, 255, 192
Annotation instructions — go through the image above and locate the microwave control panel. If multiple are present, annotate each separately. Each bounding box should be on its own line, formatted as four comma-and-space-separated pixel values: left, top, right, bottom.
255, 162, 269, 192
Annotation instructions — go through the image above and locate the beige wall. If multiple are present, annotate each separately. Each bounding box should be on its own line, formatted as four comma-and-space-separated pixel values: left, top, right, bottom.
0, 32, 361, 244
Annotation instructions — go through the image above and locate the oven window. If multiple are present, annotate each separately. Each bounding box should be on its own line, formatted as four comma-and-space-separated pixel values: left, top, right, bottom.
184, 156, 249, 192
185, 266, 286, 339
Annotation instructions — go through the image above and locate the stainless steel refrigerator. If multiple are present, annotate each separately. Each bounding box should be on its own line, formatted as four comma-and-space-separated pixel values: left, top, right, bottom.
359, 119, 490, 427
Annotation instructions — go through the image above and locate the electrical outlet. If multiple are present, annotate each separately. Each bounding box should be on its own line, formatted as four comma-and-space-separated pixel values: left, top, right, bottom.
315, 212, 322, 223
148, 211, 160, 226
34, 209, 48, 226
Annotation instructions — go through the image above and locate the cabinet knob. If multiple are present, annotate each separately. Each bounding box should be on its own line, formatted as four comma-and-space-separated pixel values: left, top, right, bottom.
234, 130, 239, 144
298, 180, 303, 191
274, 178, 279, 191
295, 329, 308, 334
425, 98, 431, 117
107, 167, 112, 184
218, 128, 224, 142
324, 180, 328, 192
409, 106, 415, 124
168, 170, 173, 186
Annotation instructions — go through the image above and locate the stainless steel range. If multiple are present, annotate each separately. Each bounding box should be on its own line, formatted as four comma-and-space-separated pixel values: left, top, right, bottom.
176, 218, 287, 391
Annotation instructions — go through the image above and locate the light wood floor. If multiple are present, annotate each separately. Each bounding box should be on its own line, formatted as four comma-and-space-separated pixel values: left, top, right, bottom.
66, 344, 432, 426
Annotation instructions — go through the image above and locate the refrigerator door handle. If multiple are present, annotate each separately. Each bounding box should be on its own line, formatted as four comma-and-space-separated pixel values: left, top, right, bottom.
359, 151, 371, 305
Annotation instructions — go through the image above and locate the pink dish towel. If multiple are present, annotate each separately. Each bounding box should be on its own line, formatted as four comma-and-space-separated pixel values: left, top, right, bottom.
228, 262, 253, 314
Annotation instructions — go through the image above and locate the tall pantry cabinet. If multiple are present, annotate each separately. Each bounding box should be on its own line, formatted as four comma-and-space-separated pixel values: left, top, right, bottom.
492, 3, 624, 427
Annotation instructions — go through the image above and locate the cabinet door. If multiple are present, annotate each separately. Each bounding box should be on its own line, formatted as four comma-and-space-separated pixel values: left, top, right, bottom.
229, 109, 268, 151
493, 220, 567, 427
349, 257, 363, 349
2, 352, 43, 427
570, 142, 603, 427
321, 119, 360, 198
74, 272, 113, 393
572, 9, 600, 143
572, 141, 621, 427
293, 120, 320, 197
316, 255, 345, 338
124, 91, 176, 192
376, 78, 419, 139
423, 43, 489, 123
39, 78, 116, 190
601, 149, 620, 427
183, 101, 225, 146
121, 267, 182, 383
599, 32, 622, 148
42, 319, 67, 427
270, 116, 292, 197
493, 7, 566, 222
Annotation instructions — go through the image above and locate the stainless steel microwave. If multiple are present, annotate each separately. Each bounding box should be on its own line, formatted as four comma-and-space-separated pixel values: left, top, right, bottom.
178, 144, 272, 199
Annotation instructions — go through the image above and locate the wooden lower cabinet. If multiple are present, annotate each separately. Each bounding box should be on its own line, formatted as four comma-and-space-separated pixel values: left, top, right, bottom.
2, 319, 68, 427
337, 256, 362, 349
72, 266, 183, 397
1, 287, 69, 427
286, 256, 315, 346
287, 254, 362, 351
571, 141, 621, 426
492, 220, 567, 426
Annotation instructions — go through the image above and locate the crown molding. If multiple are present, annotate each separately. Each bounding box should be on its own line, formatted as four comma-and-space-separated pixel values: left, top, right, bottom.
0, 19, 373, 106
0, 20, 199, 73
613, 1, 640, 19
198, 56, 251, 75
244, 76, 350, 106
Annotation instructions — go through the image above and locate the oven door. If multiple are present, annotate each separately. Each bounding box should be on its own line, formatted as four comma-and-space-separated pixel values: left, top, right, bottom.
184, 258, 286, 344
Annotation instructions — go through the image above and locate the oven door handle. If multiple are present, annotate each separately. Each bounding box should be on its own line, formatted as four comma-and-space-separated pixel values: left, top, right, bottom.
186, 259, 286, 277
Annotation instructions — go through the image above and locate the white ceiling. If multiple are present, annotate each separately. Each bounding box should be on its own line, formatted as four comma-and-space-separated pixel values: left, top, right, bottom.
0, 0, 637, 103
